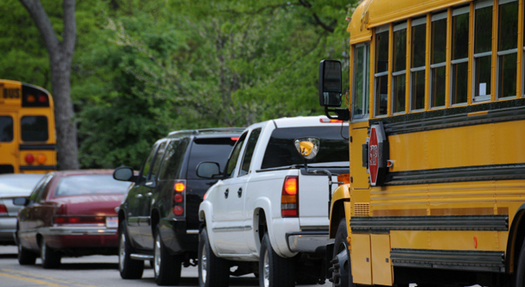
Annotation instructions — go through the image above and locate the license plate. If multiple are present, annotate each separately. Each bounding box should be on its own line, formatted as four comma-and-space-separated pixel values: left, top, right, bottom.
106, 217, 118, 228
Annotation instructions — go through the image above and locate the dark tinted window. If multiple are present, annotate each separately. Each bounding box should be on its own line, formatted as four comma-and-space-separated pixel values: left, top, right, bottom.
261, 127, 349, 169
29, 174, 52, 203
187, 136, 239, 180
21, 116, 48, 142
0, 116, 13, 142
150, 141, 167, 180
160, 138, 190, 180
54, 174, 130, 197
140, 143, 159, 181
240, 128, 261, 176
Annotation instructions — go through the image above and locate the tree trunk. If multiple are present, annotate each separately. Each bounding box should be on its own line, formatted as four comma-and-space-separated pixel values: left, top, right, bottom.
19, 0, 79, 170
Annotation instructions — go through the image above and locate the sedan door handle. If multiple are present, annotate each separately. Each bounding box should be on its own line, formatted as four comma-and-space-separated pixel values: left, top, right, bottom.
224, 189, 229, 199
135, 194, 143, 198
237, 188, 242, 198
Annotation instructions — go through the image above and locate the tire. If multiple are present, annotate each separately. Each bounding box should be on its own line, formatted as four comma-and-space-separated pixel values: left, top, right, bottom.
119, 220, 144, 279
515, 239, 525, 287
331, 218, 354, 287
259, 233, 295, 287
17, 238, 36, 265
198, 227, 230, 287
154, 226, 182, 286
40, 237, 61, 269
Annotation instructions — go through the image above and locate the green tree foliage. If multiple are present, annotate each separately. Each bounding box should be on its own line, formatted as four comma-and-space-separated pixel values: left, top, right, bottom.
1, 0, 356, 169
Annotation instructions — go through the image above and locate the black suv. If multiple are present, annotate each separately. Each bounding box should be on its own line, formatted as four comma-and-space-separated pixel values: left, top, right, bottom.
113, 128, 243, 285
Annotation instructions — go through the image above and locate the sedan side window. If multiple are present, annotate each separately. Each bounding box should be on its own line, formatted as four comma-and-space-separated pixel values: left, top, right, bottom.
29, 174, 52, 203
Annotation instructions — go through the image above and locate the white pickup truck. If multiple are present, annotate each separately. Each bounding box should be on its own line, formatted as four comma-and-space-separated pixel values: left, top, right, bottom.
197, 116, 349, 287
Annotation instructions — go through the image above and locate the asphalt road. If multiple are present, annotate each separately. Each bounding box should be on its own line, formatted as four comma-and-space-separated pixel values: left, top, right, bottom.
0, 245, 328, 287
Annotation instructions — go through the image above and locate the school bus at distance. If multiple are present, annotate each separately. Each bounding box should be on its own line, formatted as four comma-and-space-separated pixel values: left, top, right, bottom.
319, 0, 525, 286
0, 79, 56, 174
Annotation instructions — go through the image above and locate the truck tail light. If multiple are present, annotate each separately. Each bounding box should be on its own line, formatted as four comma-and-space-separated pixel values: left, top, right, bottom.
281, 176, 298, 217
172, 180, 186, 217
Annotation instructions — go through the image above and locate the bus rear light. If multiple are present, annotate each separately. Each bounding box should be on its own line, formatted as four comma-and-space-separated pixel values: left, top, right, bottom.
36, 154, 47, 164
38, 94, 48, 103
281, 176, 298, 217
25, 154, 35, 164
173, 206, 184, 216
0, 204, 7, 216
26, 94, 36, 103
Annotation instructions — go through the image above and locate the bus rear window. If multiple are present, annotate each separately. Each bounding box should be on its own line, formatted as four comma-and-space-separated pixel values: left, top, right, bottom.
0, 116, 13, 142
261, 127, 349, 169
21, 116, 48, 142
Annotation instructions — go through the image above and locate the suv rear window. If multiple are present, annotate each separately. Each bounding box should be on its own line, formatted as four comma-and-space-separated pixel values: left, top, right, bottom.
186, 137, 238, 179
261, 126, 349, 169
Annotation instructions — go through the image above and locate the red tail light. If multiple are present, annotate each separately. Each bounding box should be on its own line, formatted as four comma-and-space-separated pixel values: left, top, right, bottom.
281, 176, 298, 217
0, 204, 7, 216
320, 118, 344, 123
25, 154, 35, 164
173, 180, 186, 217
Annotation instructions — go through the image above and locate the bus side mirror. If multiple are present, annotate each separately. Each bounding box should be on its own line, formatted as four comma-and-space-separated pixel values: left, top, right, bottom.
319, 60, 343, 107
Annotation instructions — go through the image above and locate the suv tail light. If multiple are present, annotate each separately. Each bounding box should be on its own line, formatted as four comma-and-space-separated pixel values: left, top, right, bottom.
173, 180, 186, 217
281, 176, 298, 217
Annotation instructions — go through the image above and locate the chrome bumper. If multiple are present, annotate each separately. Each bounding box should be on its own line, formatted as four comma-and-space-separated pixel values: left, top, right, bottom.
286, 230, 333, 253
40, 226, 118, 236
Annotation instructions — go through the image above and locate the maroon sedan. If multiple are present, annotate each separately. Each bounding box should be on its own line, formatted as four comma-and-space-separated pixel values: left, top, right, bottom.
14, 170, 131, 268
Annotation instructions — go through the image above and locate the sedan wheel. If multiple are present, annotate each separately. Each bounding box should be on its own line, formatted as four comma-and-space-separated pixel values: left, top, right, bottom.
40, 237, 61, 269
17, 238, 36, 265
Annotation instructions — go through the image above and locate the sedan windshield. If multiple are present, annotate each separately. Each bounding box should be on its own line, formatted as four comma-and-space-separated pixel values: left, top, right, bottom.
54, 175, 130, 197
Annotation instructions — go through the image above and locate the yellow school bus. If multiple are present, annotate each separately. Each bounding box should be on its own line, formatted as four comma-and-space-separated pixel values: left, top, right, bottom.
319, 0, 525, 286
0, 79, 56, 174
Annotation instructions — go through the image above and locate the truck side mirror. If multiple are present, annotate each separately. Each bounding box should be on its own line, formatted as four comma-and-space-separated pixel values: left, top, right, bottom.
294, 138, 320, 160
319, 60, 342, 107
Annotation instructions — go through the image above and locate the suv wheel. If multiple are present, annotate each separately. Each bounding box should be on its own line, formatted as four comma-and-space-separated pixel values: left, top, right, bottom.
198, 227, 229, 287
119, 220, 144, 279
17, 238, 36, 265
154, 225, 182, 285
40, 237, 61, 269
259, 233, 295, 287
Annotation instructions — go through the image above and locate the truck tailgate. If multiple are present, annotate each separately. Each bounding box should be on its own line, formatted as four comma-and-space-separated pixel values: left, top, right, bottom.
297, 173, 334, 228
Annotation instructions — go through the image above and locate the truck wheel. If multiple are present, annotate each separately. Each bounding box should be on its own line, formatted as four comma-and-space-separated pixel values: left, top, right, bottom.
259, 233, 295, 287
119, 220, 144, 279
331, 218, 354, 287
40, 237, 61, 269
18, 239, 36, 265
154, 226, 182, 286
198, 227, 230, 287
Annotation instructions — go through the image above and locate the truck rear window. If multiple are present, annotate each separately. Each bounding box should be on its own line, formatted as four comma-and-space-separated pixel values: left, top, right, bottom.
186, 137, 238, 179
261, 126, 349, 169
